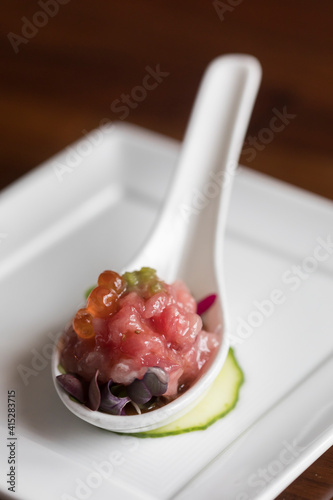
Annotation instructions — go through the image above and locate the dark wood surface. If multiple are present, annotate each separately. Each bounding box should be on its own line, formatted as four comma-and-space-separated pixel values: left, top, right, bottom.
1, 1, 333, 498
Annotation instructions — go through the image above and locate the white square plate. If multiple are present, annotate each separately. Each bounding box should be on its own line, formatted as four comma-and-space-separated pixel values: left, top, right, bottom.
1, 123, 332, 500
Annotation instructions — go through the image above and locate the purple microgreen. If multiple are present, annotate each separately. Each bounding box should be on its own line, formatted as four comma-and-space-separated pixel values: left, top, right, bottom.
87, 370, 101, 411
196, 293, 217, 316
56, 374, 86, 403
126, 367, 168, 404
109, 384, 127, 398
99, 380, 131, 415
143, 367, 168, 396
126, 378, 152, 405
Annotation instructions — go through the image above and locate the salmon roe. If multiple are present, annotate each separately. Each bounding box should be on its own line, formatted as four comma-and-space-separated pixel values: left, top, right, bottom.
73, 270, 124, 335
86, 286, 118, 318
97, 270, 125, 294
73, 308, 94, 339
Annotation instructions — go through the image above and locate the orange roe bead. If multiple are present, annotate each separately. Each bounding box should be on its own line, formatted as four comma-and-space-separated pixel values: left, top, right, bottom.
97, 270, 125, 295
73, 308, 95, 339
86, 286, 118, 318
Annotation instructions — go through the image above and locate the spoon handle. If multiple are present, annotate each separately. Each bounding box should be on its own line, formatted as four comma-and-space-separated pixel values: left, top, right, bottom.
130, 55, 262, 284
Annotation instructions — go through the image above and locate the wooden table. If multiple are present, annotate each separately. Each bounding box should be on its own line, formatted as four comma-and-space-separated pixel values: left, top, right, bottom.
1, 1, 333, 498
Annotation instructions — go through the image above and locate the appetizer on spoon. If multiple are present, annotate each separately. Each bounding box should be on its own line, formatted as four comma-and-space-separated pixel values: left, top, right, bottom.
53, 54, 262, 433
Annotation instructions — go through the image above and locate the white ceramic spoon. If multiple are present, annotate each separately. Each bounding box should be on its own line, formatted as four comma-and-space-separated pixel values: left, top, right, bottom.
52, 54, 262, 433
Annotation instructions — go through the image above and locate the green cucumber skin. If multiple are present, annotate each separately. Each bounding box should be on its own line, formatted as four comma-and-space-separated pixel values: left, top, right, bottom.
131, 348, 244, 438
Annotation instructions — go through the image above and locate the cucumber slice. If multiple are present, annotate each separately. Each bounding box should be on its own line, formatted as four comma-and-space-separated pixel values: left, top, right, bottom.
133, 348, 244, 438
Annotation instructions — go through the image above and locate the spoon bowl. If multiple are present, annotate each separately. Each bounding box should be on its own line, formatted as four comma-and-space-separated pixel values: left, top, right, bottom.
52, 54, 262, 433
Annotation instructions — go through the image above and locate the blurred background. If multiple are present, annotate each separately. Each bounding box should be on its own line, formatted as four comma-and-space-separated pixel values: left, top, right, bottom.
1, 1, 333, 196
1, 1, 332, 497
